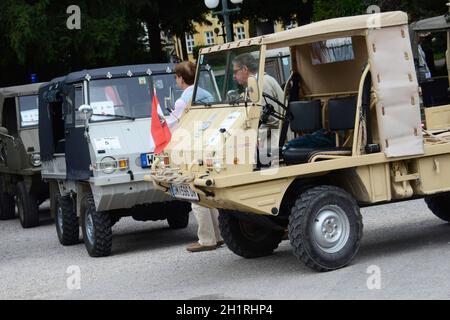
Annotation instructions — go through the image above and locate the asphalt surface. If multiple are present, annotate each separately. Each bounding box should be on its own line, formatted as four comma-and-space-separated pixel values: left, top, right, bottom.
0, 199, 449, 300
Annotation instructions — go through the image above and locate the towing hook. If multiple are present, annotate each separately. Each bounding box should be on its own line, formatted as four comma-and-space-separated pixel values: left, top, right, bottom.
127, 170, 134, 181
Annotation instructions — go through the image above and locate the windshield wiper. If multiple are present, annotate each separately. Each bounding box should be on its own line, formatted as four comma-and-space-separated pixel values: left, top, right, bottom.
91, 113, 136, 121
228, 96, 244, 106
194, 96, 213, 107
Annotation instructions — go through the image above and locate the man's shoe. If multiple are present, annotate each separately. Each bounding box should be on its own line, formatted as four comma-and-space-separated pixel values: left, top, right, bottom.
216, 240, 225, 247
186, 242, 217, 252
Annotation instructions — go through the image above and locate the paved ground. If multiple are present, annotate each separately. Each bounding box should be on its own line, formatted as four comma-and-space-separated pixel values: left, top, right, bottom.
0, 199, 449, 300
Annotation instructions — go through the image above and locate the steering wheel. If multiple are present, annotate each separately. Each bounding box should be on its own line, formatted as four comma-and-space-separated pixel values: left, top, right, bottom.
260, 93, 289, 125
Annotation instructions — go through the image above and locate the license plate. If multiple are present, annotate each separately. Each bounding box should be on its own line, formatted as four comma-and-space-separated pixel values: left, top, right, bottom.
169, 184, 199, 201
140, 153, 154, 168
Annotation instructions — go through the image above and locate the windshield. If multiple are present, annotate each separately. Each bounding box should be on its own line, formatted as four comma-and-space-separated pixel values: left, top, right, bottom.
85, 74, 178, 122
18, 95, 39, 127
193, 45, 261, 105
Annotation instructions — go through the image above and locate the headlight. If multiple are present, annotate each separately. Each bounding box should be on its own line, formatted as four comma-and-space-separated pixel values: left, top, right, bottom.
30, 153, 41, 167
100, 156, 117, 174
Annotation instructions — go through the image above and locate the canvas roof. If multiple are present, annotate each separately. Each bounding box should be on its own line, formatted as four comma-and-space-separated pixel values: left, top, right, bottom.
413, 14, 450, 32
201, 11, 408, 54
0, 83, 44, 98
62, 63, 175, 84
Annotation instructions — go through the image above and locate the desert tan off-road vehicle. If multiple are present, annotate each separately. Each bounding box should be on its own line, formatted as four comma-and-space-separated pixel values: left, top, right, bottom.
147, 11, 450, 271
0, 83, 50, 228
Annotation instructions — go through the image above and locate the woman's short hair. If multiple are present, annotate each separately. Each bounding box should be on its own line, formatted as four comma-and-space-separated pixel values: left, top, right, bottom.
174, 61, 196, 85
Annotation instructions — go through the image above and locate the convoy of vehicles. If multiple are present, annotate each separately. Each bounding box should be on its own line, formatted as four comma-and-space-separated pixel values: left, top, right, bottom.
39, 64, 190, 257
0, 83, 50, 228
1, 8, 449, 272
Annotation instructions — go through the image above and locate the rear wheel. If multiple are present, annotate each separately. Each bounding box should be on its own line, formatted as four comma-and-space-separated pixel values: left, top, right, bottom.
289, 185, 363, 272
166, 201, 191, 229
0, 177, 15, 220
16, 180, 39, 228
81, 193, 112, 257
425, 193, 450, 222
219, 210, 284, 258
55, 194, 79, 245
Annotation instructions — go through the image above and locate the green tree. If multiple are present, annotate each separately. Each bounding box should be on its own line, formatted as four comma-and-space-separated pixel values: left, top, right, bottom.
236, 0, 314, 32
131, 0, 211, 62
363, 0, 448, 21
314, 0, 365, 21
0, 0, 148, 86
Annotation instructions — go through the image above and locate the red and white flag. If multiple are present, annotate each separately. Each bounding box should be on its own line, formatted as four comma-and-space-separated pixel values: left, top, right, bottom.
151, 87, 171, 154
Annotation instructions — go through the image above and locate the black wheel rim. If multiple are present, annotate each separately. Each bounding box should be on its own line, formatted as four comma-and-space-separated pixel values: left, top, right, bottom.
85, 210, 95, 245
17, 195, 24, 223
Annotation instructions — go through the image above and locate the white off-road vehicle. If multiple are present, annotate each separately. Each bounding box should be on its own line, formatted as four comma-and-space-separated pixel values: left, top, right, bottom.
39, 64, 191, 257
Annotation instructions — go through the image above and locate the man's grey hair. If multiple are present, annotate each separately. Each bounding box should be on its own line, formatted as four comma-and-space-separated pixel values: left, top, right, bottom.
232, 53, 259, 73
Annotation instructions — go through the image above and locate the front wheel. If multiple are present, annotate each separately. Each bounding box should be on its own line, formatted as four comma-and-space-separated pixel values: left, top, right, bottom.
289, 185, 363, 272
81, 193, 112, 257
219, 210, 284, 258
55, 194, 79, 245
16, 180, 39, 228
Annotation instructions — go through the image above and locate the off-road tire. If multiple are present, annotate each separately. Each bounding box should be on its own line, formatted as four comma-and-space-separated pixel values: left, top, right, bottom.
49, 181, 59, 218
166, 201, 191, 229
0, 179, 15, 220
424, 193, 450, 222
16, 180, 39, 228
289, 185, 363, 272
55, 194, 79, 245
219, 210, 284, 258
81, 193, 112, 257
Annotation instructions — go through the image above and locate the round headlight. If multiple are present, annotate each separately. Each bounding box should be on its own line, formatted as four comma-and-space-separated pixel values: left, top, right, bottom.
100, 156, 117, 174
30, 153, 41, 167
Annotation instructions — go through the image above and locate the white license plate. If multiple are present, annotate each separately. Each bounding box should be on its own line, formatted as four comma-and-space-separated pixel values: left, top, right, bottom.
169, 184, 199, 201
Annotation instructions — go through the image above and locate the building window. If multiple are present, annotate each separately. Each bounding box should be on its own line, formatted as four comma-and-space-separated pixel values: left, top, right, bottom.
185, 34, 194, 54
205, 31, 215, 45
236, 26, 246, 40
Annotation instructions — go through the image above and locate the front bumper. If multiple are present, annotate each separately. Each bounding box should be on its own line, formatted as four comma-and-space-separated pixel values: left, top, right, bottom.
145, 163, 290, 216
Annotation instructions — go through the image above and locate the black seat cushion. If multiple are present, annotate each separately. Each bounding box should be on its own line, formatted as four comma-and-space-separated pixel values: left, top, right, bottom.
328, 96, 357, 131
289, 100, 322, 132
282, 147, 351, 165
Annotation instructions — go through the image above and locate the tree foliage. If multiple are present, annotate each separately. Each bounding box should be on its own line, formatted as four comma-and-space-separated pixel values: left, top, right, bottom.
1, 0, 450, 86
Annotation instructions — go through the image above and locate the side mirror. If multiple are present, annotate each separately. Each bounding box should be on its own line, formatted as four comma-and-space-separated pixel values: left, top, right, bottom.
247, 76, 260, 103
79, 104, 93, 120
0, 127, 9, 135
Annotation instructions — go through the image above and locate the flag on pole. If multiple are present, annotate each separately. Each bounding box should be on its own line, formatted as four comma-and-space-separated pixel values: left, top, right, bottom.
151, 87, 171, 154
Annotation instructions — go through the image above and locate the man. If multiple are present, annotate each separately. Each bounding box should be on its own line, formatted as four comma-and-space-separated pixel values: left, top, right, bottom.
232, 53, 285, 166
418, 34, 432, 82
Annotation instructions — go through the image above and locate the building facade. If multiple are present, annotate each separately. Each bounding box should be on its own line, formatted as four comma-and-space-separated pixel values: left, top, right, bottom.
174, 14, 297, 62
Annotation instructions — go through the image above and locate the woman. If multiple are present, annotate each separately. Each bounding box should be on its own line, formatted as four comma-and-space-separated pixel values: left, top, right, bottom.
169, 61, 224, 252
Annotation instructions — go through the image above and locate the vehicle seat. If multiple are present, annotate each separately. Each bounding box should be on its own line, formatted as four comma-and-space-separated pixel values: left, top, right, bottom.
420, 77, 450, 107
288, 100, 322, 133
282, 96, 357, 165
